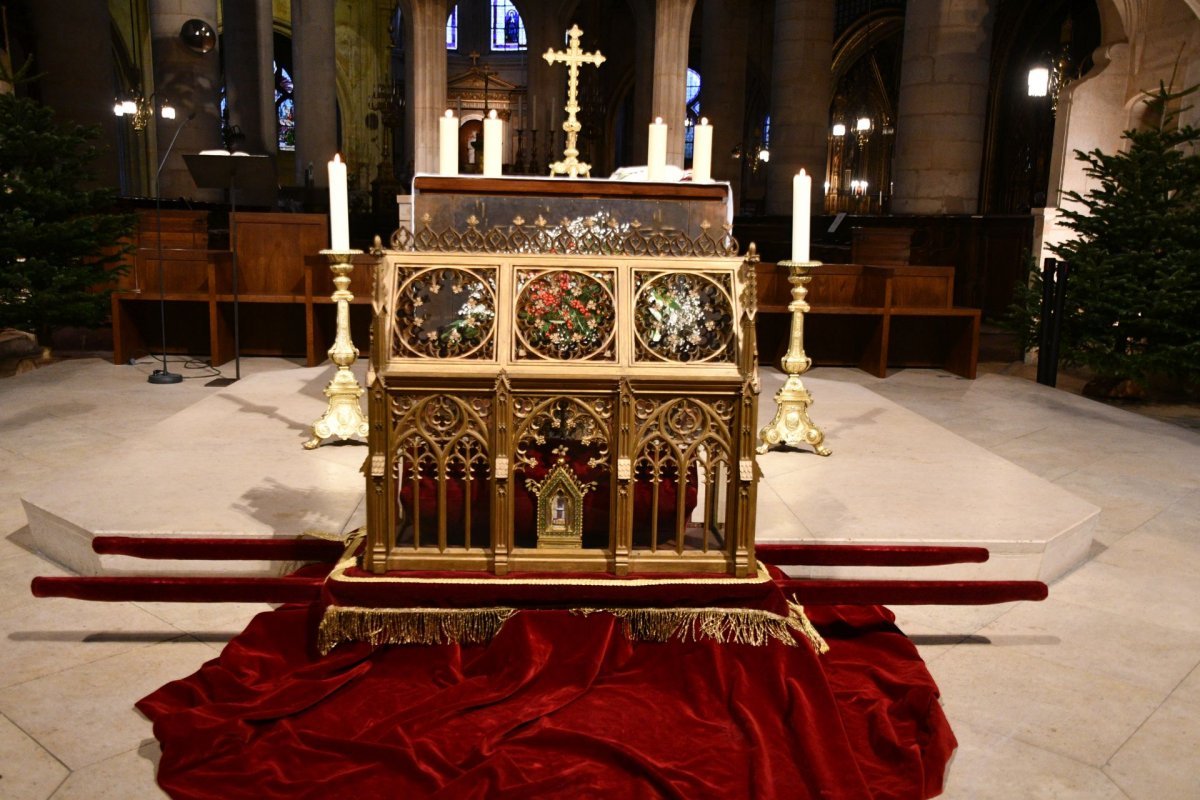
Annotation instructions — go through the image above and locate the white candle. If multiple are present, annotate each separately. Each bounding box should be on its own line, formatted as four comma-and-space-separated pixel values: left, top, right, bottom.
692, 117, 712, 182
483, 109, 502, 177
792, 169, 812, 262
328, 154, 349, 250
647, 116, 667, 181
439, 110, 458, 175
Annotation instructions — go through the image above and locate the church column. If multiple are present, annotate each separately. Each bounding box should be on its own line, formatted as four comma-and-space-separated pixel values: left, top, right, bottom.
403, 0, 449, 175
890, 0, 994, 214
526, 0, 570, 163
650, 0, 697, 168
222, 0, 276, 156
292, 0, 338, 186
629, 0, 656, 165
402, 0, 448, 174
766, 0, 832, 215
149, 0, 223, 200
700, 0, 748, 201
1033, 43, 1131, 265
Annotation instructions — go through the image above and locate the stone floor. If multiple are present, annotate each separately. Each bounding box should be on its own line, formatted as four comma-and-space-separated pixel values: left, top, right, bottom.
1, 356, 1198, 798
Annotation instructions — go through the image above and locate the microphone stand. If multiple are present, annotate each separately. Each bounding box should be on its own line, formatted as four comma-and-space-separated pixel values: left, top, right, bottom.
148, 111, 195, 384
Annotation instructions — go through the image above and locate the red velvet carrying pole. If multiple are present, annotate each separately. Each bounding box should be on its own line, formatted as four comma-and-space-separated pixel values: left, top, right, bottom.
775, 579, 1048, 605
757, 543, 989, 567
30, 576, 324, 604
92, 535, 346, 562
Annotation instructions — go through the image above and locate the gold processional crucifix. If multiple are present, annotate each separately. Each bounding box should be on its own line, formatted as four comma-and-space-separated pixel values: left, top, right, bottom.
543, 25, 605, 178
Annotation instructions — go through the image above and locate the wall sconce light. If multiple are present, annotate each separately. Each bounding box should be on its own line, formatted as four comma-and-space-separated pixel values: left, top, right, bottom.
1027, 23, 1074, 113
731, 141, 770, 173
113, 92, 176, 131
831, 123, 846, 137
1027, 66, 1050, 97
855, 117, 872, 133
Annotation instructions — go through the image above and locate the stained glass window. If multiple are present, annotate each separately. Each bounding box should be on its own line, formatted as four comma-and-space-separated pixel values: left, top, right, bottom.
275, 62, 295, 151
684, 68, 701, 161
446, 6, 457, 50
490, 1, 526, 51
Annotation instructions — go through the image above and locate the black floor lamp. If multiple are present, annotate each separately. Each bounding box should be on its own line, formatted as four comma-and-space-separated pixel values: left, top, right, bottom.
147, 111, 196, 384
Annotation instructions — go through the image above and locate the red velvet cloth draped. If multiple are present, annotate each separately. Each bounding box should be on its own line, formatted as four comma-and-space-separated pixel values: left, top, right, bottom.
138, 602, 954, 799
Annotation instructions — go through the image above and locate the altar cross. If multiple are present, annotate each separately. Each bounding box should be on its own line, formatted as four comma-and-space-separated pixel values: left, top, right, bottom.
543, 24, 605, 178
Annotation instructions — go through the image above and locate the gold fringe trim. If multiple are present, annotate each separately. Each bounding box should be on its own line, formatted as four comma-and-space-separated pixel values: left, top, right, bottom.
318, 602, 828, 656
318, 606, 517, 655
576, 604, 829, 654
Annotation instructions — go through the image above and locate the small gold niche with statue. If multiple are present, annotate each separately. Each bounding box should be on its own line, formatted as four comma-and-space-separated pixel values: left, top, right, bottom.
363, 176, 761, 578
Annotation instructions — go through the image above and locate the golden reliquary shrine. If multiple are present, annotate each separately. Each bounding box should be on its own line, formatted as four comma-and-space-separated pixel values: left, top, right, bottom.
363, 176, 761, 578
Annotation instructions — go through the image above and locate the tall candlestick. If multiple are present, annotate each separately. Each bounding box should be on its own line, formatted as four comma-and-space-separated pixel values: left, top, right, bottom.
792, 169, 812, 262
439, 110, 459, 176
327, 154, 349, 250
483, 109, 502, 177
647, 116, 668, 181
692, 117, 713, 182
533, 95, 538, 130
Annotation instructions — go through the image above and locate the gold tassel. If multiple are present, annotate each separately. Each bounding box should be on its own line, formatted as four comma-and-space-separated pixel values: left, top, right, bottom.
318, 606, 516, 655
302, 525, 367, 562
785, 600, 830, 655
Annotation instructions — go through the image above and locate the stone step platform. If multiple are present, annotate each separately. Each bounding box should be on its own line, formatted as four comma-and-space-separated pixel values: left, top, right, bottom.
23, 366, 369, 577
755, 371, 1098, 582
22, 366, 1098, 582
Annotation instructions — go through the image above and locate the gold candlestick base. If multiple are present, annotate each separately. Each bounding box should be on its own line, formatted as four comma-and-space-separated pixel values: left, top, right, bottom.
757, 259, 831, 457
304, 249, 369, 450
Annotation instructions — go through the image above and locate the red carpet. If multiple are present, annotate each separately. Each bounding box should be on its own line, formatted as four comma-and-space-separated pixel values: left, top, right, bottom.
138, 600, 955, 799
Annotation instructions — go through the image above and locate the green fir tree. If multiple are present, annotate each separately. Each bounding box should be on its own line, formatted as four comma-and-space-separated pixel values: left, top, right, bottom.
0, 61, 133, 342
1020, 81, 1200, 389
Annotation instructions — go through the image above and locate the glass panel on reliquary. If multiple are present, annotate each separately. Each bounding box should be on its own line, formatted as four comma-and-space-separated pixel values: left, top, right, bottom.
392, 266, 497, 359
633, 271, 735, 363
513, 269, 616, 361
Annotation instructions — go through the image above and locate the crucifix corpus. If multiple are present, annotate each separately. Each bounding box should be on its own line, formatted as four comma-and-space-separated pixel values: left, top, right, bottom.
543, 25, 605, 178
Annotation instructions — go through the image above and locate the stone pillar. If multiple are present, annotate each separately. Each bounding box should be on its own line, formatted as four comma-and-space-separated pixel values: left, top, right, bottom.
527, 0, 570, 166
402, 0, 448, 174
701, 0, 748, 202
1033, 43, 1131, 264
766, 0, 832, 215
890, 0, 994, 214
222, 0, 276, 155
29, 0, 120, 190
292, 0, 338, 186
621, 0, 655, 165
149, 0, 223, 200
650, 0, 697, 167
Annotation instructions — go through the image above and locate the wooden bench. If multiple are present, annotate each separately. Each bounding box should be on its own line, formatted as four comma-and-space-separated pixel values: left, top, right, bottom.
109, 210, 370, 368
756, 262, 980, 379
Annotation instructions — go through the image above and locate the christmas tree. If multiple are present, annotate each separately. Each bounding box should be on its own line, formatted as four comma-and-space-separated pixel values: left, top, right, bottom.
1023, 81, 1200, 392
0, 62, 132, 343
